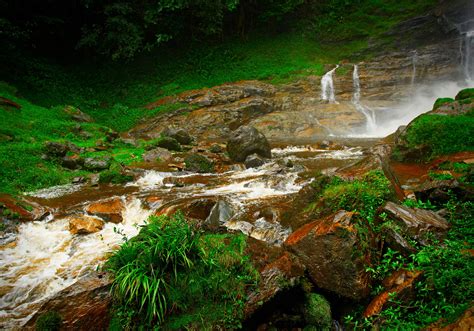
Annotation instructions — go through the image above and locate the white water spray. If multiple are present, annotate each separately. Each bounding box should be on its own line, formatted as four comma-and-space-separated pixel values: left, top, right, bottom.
461, 30, 474, 84
352, 65, 377, 133
411, 50, 418, 88
321, 65, 339, 103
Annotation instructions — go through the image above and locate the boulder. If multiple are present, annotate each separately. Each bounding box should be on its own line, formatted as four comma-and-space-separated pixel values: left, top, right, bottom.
25, 273, 111, 330
61, 154, 84, 170
227, 126, 271, 162
162, 127, 193, 145
142, 147, 173, 163
63, 105, 93, 122
245, 250, 305, 318
156, 198, 217, 221
156, 136, 182, 151
84, 157, 111, 171
414, 179, 473, 205
364, 269, 423, 318
209, 143, 224, 153
69, 215, 104, 235
285, 210, 374, 300
184, 154, 214, 173
381, 202, 450, 246
244, 153, 266, 169
85, 197, 123, 223
205, 200, 235, 228
44, 141, 81, 157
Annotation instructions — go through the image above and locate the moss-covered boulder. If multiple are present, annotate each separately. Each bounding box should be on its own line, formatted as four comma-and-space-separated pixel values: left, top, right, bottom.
455, 88, 474, 101
184, 154, 214, 173
156, 136, 182, 151
303, 293, 332, 330
433, 97, 454, 110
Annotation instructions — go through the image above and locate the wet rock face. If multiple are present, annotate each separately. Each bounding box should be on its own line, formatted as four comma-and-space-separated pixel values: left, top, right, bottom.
244, 242, 305, 318
69, 215, 104, 235
244, 153, 266, 168
227, 126, 272, 162
381, 202, 450, 246
85, 197, 124, 223
25, 273, 111, 330
285, 210, 374, 300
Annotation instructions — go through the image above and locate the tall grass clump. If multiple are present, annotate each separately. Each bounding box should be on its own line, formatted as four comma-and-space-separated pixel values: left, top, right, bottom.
106, 212, 258, 329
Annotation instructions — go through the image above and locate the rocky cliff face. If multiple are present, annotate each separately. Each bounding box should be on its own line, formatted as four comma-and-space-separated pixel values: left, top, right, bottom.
128, 0, 472, 142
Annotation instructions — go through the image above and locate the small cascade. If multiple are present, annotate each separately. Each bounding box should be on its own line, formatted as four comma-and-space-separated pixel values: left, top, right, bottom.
321, 65, 339, 103
411, 50, 418, 88
352, 64, 377, 133
461, 30, 474, 83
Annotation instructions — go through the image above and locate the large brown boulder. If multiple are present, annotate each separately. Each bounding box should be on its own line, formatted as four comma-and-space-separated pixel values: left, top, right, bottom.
285, 210, 375, 300
227, 126, 271, 162
25, 273, 111, 330
85, 197, 124, 223
69, 215, 104, 235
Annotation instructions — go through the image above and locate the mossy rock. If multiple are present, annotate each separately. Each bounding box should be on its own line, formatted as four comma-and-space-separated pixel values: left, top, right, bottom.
303, 293, 332, 330
99, 170, 133, 184
433, 98, 454, 110
184, 154, 214, 173
156, 136, 182, 151
455, 88, 474, 101
36, 311, 62, 331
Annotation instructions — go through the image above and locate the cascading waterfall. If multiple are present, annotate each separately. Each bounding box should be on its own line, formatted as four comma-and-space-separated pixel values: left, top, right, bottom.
321, 65, 339, 103
352, 64, 377, 133
461, 30, 474, 83
411, 50, 418, 88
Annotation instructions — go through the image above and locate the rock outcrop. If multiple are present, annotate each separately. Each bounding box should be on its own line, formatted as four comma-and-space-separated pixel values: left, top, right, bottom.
227, 126, 271, 162
285, 210, 374, 300
69, 215, 104, 235
85, 197, 124, 223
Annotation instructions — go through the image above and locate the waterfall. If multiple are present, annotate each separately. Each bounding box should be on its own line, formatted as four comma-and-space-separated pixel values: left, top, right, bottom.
321, 65, 339, 103
461, 30, 474, 84
352, 65, 377, 133
411, 50, 418, 88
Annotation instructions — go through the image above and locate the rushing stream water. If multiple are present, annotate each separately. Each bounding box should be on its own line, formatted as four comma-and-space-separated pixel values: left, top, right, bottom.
0, 144, 367, 329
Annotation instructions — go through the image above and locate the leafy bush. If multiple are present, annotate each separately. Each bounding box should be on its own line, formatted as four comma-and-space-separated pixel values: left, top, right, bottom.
318, 170, 393, 221
348, 196, 474, 329
106, 212, 258, 329
35, 311, 62, 331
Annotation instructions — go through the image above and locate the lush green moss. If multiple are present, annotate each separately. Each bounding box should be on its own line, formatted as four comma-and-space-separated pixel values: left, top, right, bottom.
35, 311, 62, 331
403, 114, 474, 159
304, 293, 332, 330
433, 98, 454, 110
106, 213, 258, 329
184, 154, 215, 173
455, 88, 474, 101
318, 170, 393, 221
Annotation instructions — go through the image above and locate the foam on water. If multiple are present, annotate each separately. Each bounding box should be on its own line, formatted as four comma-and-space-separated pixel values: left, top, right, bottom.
25, 183, 84, 199
0, 197, 151, 328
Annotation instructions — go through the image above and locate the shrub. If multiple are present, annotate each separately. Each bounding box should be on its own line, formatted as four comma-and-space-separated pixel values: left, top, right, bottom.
106, 212, 258, 329
35, 311, 62, 331
318, 170, 393, 221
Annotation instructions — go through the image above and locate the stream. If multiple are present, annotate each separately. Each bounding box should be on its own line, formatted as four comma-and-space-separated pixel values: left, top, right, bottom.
0, 141, 372, 329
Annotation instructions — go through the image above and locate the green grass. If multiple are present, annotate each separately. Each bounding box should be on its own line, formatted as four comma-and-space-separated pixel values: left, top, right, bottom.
402, 113, 474, 160
0, 83, 148, 194
317, 170, 393, 222
106, 212, 258, 329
